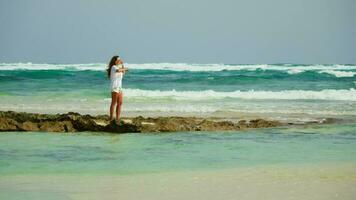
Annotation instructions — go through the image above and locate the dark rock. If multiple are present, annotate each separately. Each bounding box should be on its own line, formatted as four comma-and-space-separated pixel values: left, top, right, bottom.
322, 118, 336, 124
0, 111, 289, 134
104, 120, 140, 133
237, 120, 247, 129
248, 119, 281, 128
0, 117, 19, 131
18, 121, 40, 131
39, 121, 64, 132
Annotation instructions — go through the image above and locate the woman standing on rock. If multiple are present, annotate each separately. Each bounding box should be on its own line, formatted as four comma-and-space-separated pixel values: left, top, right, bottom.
107, 55, 129, 125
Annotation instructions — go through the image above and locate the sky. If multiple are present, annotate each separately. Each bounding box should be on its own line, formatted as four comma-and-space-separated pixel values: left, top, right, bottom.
0, 0, 355, 64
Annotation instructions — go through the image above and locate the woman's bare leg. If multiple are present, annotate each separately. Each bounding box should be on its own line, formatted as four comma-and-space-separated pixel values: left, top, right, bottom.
110, 92, 118, 121
116, 92, 123, 123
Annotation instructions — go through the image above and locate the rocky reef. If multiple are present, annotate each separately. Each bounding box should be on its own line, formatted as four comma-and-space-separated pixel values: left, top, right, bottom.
0, 111, 285, 133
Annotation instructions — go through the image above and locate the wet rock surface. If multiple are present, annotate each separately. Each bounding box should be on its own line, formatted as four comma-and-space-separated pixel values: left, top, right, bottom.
1, 111, 287, 134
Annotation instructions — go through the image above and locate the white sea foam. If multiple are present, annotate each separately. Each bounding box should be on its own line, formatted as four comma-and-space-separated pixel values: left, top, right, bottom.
286, 68, 305, 74
2, 102, 355, 117
124, 106, 356, 116
319, 70, 356, 77
0, 62, 104, 71
126, 64, 356, 74
1, 62, 356, 76
2, 89, 356, 117
121, 88, 356, 101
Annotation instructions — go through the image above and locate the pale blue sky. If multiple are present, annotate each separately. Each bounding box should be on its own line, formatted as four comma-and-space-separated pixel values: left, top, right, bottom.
0, 0, 355, 64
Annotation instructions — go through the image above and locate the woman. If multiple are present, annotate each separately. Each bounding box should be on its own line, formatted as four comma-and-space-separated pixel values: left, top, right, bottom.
107, 55, 129, 125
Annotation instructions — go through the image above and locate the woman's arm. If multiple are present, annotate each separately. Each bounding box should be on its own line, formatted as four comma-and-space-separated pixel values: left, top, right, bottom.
116, 68, 128, 72
115, 60, 128, 73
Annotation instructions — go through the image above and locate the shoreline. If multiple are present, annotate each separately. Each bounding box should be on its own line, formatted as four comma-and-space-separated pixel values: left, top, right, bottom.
0, 110, 339, 134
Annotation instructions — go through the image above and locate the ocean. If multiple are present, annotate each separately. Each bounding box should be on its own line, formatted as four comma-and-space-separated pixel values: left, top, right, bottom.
0, 63, 356, 199
0, 63, 355, 122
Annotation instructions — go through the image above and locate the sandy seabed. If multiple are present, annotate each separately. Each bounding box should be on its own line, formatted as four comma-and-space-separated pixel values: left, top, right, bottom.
1, 163, 355, 200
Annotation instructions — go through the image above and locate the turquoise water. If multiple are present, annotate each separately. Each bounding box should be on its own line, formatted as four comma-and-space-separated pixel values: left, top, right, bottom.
1, 63, 356, 176
1, 68, 355, 93
1, 124, 355, 175
0, 63, 356, 120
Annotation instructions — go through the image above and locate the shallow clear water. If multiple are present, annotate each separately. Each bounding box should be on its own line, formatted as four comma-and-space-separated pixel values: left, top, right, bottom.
1, 123, 355, 175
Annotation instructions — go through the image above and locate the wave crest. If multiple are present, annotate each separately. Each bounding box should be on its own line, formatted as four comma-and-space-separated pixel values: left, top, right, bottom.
123, 88, 356, 101
1, 62, 355, 77
319, 70, 356, 77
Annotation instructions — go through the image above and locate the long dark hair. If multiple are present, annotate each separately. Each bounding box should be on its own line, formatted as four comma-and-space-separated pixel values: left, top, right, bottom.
107, 55, 119, 78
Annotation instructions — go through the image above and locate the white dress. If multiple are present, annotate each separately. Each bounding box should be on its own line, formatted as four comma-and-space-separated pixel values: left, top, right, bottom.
110, 64, 124, 93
